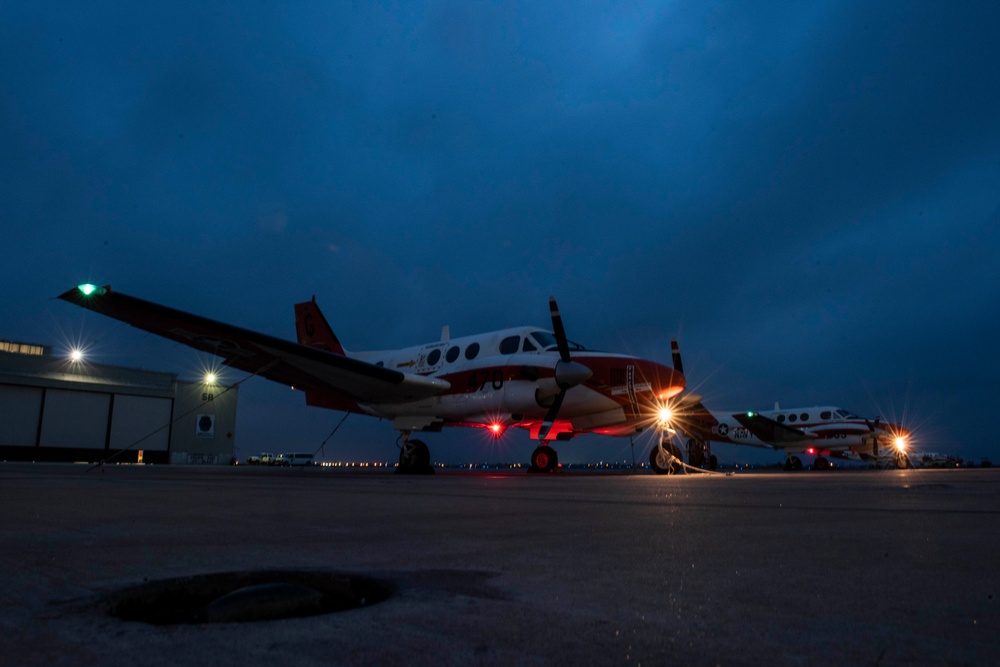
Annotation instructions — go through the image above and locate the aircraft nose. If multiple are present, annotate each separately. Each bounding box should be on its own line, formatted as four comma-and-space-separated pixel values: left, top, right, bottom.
657, 368, 686, 399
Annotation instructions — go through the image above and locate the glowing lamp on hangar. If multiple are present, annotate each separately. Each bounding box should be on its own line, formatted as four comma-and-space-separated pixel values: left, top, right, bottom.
894, 436, 907, 452
69, 348, 84, 362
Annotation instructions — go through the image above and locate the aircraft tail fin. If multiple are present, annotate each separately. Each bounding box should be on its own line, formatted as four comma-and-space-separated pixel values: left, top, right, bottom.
294, 297, 346, 355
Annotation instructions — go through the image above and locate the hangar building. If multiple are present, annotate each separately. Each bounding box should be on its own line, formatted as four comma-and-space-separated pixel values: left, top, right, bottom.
0, 339, 238, 465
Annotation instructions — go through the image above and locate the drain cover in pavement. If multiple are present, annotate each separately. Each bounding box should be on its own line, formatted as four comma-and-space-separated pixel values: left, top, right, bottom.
107, 570, 393, 625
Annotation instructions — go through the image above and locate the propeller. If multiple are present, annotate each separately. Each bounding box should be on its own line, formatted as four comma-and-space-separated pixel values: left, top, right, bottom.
670, 339, 684, 375
537, 297, 592, 440
864, 417, 881, 457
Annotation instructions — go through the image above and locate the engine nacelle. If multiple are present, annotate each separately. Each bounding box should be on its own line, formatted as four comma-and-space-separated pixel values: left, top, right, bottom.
500, 380, 555, 418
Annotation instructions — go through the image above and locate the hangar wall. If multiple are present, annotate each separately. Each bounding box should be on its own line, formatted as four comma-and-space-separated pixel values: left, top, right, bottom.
169, 380, 239, 464
0, 341, 238, 464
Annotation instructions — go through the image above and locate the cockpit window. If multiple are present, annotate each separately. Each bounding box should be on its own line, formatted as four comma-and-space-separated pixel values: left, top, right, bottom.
530, 331, 586, 352
499, 335, 520, 355
522, 337, 537, 352
530, 331, 558, 349
820, 411, 832, 420
836, 409, 860, 419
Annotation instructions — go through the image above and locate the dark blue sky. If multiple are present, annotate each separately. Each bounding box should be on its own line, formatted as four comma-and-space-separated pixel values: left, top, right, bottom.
3, 2, 998, 465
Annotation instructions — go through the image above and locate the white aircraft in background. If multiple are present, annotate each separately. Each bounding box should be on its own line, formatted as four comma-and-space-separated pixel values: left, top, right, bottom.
661, 341, 912, 471
60, 285, 686, 473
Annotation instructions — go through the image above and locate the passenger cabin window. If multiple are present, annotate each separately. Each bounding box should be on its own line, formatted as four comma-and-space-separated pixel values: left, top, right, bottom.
499, 335, 520, 355
788, 414, 798, 422
446, 346, 460, 363
427, 349, 441, 366
522, 338, 537, 352
777, 414, 786, 423
465, 342, 480, 360
820, 411, 832, 420
800, 413, 809, 421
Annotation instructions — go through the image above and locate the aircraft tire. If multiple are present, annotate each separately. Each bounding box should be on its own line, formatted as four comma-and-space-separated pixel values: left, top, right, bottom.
530, 445, 558, 473
785, 456, 804, 471
686, 439, 705, 468
396, 439, 433, 474
649, 442, 683, 475
813, 457, 830, 471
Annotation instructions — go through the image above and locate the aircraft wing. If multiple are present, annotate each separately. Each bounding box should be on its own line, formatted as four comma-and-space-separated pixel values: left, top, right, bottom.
731, 412, 816, 446
57, 285, 450, 403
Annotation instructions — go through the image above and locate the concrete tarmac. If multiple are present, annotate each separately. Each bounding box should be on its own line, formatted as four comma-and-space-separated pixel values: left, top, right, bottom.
1, 463, 998, 666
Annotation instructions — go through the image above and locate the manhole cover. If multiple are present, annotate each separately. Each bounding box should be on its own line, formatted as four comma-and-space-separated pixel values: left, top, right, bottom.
107, 570, 393, 625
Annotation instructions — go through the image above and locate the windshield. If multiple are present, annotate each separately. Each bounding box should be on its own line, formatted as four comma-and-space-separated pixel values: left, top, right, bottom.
836, 409, 861, 419
531, 331, 586, 352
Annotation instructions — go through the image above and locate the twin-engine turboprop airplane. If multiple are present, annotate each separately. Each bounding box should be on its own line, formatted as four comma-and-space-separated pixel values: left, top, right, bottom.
669, 396, 912, 470
59, 285, 685, 473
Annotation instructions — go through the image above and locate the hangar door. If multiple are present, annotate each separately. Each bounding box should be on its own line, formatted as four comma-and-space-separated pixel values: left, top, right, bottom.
0, 384, 43, 447
39, 389, 111, 448
108, 394, 172, 452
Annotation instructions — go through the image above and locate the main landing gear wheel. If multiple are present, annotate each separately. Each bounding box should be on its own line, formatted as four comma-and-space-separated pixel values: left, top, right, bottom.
396, 439, 434, 475
784, 456, 804, 471
529, 445, 558, 473
686, 438, 705, 468
813, 456, 830, 471
649, 442, 683, 475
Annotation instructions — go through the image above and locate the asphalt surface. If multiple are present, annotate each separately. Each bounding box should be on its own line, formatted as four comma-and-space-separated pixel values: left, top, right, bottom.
1, 463, 998, 666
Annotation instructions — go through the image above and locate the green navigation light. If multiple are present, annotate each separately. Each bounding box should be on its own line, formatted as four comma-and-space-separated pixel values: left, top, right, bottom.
78, 284, 106, 297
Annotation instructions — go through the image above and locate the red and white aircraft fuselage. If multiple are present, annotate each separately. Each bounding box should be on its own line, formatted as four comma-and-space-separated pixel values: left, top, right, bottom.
61, 285, 685, 473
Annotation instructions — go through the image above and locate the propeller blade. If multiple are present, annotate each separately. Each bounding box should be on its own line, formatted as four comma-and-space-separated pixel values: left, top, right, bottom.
549, 296, 571, 363
537, 389, 566, 441
865, 417, 881, 456
671, 339, 684, 374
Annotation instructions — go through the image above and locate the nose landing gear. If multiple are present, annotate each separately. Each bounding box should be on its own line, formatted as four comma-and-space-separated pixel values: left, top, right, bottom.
649, 438, 683, 474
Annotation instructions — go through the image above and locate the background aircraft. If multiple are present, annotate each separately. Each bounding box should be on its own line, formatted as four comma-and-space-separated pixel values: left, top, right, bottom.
60, 285, 685, 473
665, 341, 912, 470
670, 398, 911, 470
